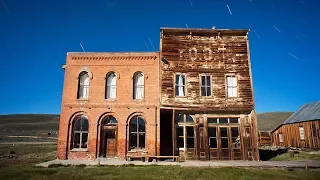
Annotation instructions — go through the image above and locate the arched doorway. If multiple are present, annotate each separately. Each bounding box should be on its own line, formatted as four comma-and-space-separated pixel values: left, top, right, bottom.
99, 116, 118, 158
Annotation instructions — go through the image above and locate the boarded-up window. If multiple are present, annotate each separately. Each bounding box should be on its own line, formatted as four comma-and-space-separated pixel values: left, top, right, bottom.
312, 124, 317, 137
201, 75, 212, 96
299, 126, 305, 140
226, 75, 237, 97
279, 133, 283, 143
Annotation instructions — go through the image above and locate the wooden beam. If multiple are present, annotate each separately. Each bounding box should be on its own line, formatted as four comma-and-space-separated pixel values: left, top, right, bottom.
172, 109, 175, 158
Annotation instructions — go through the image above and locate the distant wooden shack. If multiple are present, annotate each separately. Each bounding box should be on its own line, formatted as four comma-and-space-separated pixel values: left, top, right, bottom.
257, 112, 293, 147
271, 101, 320, 149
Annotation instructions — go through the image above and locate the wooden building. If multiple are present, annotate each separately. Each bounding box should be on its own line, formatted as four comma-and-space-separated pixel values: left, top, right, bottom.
271, 101, 320, 149
159, 28, 259, 161
257, 112, 293, 147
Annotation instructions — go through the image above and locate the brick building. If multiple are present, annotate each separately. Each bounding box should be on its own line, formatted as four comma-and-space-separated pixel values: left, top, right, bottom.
57, 52, 160, 160
57, 27, 259, 161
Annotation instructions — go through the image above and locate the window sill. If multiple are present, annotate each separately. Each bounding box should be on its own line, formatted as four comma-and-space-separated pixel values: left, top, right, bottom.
175, 96, 187, 98
128, 149, 147, 153
133, 99, 145, 102
70, 148, 88, 152
105, 99, 117, 102
77, 99, 89, 101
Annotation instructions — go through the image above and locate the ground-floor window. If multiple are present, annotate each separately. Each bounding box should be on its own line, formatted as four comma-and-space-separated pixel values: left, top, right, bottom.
71, 115, 89, 150
129, 116, 146, 150
175, 113, 195, 150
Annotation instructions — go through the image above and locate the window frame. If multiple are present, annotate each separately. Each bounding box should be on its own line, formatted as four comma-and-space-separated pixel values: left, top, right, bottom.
225, 74, 238, 98
71, 115, 89, 151
279, 133, 283, 143
129, 116, 146, 150
133, 72, 145, 100
77, 71, 90, 100
175, 113, 195, 150
105, 72, 117, 100
200, 74, 212, 97
174, 73, 187, 97
299, 126, 305, 140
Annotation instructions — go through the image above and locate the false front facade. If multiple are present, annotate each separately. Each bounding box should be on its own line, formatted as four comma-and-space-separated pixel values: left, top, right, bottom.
159, 28, 259, 160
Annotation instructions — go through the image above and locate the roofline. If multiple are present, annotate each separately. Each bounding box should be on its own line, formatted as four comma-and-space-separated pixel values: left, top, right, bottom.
271, 119, 320, 133
160, 27, 249, 35
67, 51, 159, 55
160, 27, 250, 32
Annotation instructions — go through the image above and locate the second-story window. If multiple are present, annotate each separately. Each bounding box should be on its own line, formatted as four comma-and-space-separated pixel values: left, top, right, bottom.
77, 71, 90, 99
133, 72, 144, 99
175, 73, 186, 97
106, 72, 117, 99
201, 75, 212, 96
226, 75, 237, 97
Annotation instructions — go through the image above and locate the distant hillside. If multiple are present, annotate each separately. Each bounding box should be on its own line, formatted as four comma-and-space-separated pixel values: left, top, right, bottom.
257, 112, 294, 132
0, 114, 60, 142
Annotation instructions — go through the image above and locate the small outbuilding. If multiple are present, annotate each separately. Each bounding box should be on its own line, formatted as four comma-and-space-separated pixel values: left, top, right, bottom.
257, 112, 293, 147
271, 101, 320, 149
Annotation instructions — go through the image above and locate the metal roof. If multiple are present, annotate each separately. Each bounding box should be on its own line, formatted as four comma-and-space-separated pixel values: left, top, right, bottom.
282, 101, 320, 125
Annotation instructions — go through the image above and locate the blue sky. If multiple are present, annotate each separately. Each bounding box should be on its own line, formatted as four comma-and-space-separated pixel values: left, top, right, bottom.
0, 0, 319, 114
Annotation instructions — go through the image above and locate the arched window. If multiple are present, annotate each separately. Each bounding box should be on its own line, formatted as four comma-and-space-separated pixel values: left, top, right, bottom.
102, 115, 118, 125
71, 115, 89, 149
129, 116, 145, 149
175, 113, 195, 149
106, 72, 117, 99
133, 72, 144, 99
77, 72, 90, 99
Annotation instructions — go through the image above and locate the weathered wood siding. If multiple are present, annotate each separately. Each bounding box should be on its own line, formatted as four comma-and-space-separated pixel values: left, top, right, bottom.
259, 131, 272, 146
160, 29, 254, 111
272, 120, 320, 148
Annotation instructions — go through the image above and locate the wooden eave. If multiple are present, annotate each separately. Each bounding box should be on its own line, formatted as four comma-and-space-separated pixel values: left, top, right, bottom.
161, 27, 249, 36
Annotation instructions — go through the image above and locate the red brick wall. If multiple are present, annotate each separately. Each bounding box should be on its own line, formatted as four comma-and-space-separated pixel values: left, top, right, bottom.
57, 52, 160, 160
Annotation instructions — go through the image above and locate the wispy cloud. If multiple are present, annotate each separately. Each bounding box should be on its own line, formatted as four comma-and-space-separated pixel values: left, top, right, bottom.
186, 24, 188, 28
226, 5, 232, 15
273, 25, 281, 33
288, 53, 298, 59
1, 0, 9, 12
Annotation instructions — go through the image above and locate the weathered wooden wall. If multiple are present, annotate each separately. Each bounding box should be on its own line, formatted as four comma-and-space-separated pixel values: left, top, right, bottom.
160, 29, 254, 111
259, 131, 272, 146
272, 120, 320, 149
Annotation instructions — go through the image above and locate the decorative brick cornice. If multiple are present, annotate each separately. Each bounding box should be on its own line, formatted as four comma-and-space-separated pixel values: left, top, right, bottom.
67, 52, 158, 61
64, 103, 158, 109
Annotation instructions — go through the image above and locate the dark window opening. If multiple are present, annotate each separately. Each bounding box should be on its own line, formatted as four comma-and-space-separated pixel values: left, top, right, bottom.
208, 118, 217, 124
129, 116, 145, 150
229, 118, 239, 123
219, 118, 228, 124
71, 115, 89, 150
201, 75, 212, 96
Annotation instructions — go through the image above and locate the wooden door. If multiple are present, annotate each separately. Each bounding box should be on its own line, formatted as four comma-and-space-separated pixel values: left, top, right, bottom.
105, 130, 117, 158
